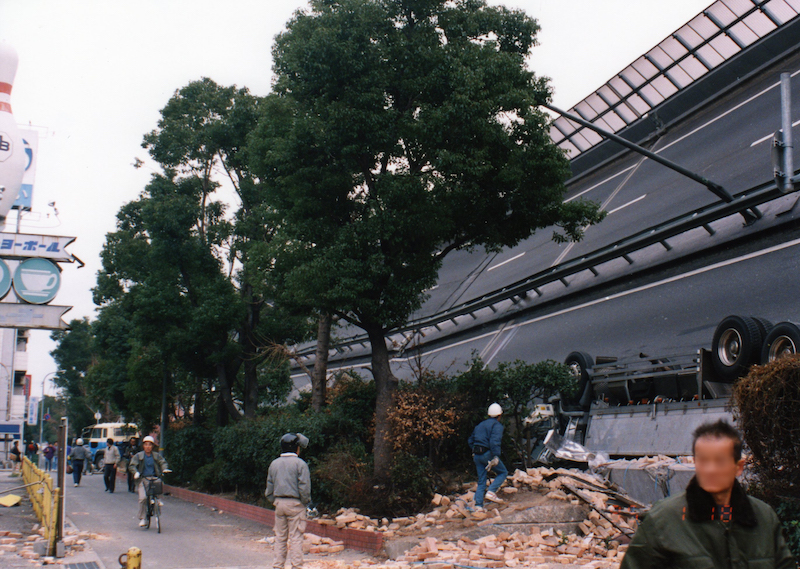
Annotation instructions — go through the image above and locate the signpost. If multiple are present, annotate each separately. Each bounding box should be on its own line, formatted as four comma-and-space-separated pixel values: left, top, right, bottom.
0, 232, 81, 264
0, 303, 71, 330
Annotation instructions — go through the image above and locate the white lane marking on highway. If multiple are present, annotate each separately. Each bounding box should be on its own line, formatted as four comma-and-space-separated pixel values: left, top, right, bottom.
750, 118, 800, 147
487, 251, 525, 272
565, 67, 799, 202
564, 165, 636, 203
292, 235, 800, 372
508, 235, 800, 334
608, 194, 647, 214
657, 67, 800, 154
554, 151, 651, 266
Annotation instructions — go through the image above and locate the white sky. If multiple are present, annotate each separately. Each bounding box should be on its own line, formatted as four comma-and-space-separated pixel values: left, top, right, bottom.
0, 0, 712, 399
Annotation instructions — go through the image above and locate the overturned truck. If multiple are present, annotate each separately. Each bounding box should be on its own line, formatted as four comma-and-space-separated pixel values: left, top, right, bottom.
550, 314, 797, 457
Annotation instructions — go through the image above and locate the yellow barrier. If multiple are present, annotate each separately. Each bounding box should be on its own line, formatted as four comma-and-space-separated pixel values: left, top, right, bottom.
21, 456, 60, 557
119, 546, 142, 568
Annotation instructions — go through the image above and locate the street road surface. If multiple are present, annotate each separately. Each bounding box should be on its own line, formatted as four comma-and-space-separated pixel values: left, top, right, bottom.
63, 471, 369, 569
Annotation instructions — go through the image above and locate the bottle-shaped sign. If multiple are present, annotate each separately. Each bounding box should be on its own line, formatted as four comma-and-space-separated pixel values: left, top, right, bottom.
0, 43, 26, 224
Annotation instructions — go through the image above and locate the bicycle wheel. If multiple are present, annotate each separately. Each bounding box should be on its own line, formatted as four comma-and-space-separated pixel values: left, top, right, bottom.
153, 500, 161, 533
144, 498, 152, 530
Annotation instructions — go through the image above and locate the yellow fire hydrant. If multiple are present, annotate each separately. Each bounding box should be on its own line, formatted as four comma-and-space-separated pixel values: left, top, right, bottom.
119, 546, 142, 569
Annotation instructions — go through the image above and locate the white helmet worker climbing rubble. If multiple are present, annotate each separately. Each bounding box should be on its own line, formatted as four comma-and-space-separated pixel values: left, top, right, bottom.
467, 403, 508, 511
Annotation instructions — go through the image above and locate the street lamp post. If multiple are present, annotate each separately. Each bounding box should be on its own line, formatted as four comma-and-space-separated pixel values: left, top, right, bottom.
38, 372, 57, 467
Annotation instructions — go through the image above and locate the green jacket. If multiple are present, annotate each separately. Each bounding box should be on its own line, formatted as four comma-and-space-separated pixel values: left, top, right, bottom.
620, 477, 795, 569
128, 450, 168, 481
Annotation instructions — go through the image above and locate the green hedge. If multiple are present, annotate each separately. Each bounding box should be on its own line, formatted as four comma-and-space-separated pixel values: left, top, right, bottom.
165, 357, 567, 516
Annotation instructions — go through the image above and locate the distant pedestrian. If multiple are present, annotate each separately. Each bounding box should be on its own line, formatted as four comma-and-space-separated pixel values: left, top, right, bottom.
43, 442, 55, 471
9, 440, 21, 475
69, 438, 90, 487
123, 436, 141, 493
103, 438, 121, 493
25, 440, 38, 461
468, 403, 508, 510
266, 433, 311, 569
620, 420, 796, 568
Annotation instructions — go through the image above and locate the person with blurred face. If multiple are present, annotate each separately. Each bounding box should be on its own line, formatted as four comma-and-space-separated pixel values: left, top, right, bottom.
620, 420, 795, 568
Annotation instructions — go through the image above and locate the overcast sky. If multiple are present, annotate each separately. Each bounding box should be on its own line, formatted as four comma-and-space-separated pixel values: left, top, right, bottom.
0, 0, 712, 400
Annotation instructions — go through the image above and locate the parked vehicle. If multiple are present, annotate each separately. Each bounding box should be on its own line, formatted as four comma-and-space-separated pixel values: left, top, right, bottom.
80, 422, 139, 470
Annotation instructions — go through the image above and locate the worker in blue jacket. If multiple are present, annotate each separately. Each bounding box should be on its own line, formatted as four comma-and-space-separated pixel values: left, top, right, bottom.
468, 403, 508, 510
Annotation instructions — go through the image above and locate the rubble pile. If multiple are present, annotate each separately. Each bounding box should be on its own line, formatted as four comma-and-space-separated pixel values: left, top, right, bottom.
0, 525, 98, 564
315, 466, 642, 541
395, 529, 627, 568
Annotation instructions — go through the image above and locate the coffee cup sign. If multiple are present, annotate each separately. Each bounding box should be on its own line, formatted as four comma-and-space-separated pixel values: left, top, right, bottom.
0, 259, 11, 300
13, 258, 61, 304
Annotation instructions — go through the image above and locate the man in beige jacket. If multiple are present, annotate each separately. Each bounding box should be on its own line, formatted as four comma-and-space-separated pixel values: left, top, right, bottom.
266, 433, 311, 569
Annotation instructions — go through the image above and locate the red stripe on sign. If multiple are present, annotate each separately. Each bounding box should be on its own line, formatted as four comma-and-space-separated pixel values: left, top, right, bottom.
0, 102, 11, 113
0, 83, 11, 95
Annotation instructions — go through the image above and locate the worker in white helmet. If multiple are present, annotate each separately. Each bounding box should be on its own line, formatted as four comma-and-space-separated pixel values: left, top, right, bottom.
129, 435, 170, 527
467, 403, 508, 510
68, 438, 91, 487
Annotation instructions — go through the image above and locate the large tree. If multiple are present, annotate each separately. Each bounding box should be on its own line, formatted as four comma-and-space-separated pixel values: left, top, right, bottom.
93, 79, 309, 426
250, 0, 604, 478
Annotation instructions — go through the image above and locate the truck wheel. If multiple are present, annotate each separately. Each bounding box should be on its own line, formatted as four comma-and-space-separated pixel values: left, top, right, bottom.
712, 315, 763, 382
761, 322, 800, 363
752, 317, 774, 339
563, 351, 594, 410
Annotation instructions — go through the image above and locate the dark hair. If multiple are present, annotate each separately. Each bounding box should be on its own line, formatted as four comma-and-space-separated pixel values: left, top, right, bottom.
692, 420, 743, 462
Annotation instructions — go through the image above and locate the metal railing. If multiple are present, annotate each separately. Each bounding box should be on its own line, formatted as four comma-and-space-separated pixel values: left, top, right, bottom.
21, 456, 60, 557
293, 172, 800, 360
551, 0, 800, 159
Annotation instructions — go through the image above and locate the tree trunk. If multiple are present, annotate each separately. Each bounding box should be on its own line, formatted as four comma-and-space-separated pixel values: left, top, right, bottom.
243, 357, 258, 418
366, 324, 398, 481
311, 313, 332, 412
241, 287, 261, 418
216, 361, 242, 421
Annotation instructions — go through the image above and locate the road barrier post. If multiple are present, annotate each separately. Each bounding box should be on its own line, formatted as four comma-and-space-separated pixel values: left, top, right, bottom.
119, 546, 142, 568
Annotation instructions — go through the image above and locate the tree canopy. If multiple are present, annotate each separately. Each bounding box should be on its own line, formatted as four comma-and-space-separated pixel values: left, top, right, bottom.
249, 0, 603, 478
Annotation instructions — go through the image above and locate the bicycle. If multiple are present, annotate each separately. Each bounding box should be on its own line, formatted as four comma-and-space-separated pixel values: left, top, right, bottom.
142, 476, 163, 533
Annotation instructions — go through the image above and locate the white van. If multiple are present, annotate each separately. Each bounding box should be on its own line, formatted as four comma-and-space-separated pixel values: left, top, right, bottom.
80, 422, 139, 469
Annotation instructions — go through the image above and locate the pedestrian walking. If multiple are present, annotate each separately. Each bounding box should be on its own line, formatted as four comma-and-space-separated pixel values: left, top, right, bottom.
123, 436, 141, 493
43, 442, 55, 471
620, 420, 796, 568
265, 433, 311, 569
103, 438, 121, 493
128, 436, 169, 527
468, 403, 508, 510
9, 440, 21, 475
25, 440, 38, 462
68, 438, 90, 486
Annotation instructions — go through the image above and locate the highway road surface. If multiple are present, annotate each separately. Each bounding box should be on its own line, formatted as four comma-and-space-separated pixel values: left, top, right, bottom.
290, 46, 800, 383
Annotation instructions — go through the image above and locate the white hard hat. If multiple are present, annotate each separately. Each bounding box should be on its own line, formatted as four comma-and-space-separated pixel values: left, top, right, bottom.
142, 436, 156, 445
488, 403, 503, 417
75, 438, 84, 446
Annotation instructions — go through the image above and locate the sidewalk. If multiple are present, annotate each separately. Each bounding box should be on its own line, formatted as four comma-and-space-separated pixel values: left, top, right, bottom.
0, 468, 106, 568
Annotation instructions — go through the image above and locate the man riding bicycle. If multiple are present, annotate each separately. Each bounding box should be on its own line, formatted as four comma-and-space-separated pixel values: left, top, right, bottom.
128, 435, 170, 527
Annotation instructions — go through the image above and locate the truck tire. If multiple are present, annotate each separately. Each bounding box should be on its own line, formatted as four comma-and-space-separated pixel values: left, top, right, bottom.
94, 451, 104, 470
752, 317, 774, 340
563, 351, 594, 410
712, 315, 763, 382
761, 322, 800, 363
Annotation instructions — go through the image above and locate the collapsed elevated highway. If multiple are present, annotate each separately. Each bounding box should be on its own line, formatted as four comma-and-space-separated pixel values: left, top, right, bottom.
289, 0, 800, 456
